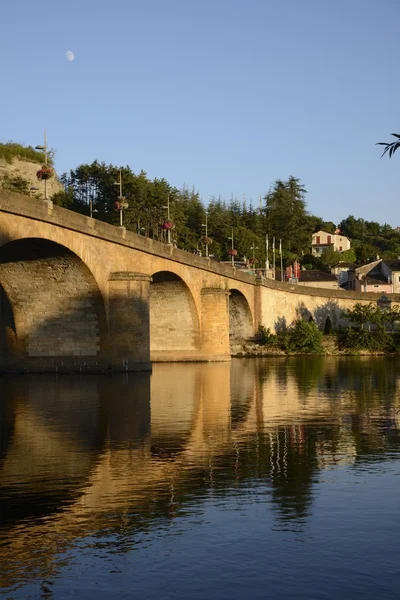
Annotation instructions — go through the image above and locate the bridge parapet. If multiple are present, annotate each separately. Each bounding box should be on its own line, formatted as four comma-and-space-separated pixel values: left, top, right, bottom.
0, 191, 256, 285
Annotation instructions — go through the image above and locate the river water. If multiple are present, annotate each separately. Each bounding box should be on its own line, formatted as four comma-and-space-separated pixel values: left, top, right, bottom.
1, 357, 400, 599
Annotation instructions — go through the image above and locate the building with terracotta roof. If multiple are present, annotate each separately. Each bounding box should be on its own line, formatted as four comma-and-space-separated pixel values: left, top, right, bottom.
311, 230, 351, 256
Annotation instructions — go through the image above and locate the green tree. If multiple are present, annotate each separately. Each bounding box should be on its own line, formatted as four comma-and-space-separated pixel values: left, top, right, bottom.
232, 227, 265, 265
353, 242, 378, 264
263, 177, 312, 259
301, 253, 323, 270
339, 248, 356, 263
283, 319, 323, 354
342, 303, 382, 331
383, 306, 400, 332
320, 246, 340, 267
338, 216, 366, 240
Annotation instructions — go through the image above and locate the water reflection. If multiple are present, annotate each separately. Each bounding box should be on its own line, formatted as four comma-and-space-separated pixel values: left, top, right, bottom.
1, 357, 400, 594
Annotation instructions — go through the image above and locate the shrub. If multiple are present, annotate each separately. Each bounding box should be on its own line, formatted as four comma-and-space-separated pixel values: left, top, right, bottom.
256, 325, 276, 346
0, 174, 31, 195
283, 319, 323, 354
339, 325, 395, 352
0, 142, 54, 165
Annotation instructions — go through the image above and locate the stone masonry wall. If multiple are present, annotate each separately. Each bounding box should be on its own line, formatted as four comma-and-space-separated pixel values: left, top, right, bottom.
229, 290, 254, 341
0, 248, 103, 362
3, 190, 400, 370
150, 279, 200, 352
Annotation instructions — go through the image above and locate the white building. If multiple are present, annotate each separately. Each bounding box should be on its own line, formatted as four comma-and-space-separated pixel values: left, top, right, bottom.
311, 230, 351, 256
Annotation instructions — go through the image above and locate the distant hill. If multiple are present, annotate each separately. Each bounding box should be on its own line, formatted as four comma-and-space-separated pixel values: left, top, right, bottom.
0, 142, 63, 199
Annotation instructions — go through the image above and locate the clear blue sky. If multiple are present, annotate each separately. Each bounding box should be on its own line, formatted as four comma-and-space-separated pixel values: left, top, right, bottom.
1, 0, 399, 225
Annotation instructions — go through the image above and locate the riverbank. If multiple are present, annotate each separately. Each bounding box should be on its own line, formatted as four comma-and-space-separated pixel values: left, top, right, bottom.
230, 335, 396, 357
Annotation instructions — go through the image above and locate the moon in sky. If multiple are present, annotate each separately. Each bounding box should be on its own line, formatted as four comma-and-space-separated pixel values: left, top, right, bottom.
66, 50, 75, 62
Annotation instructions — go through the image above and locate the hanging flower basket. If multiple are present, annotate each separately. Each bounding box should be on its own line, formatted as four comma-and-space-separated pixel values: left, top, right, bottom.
36, 165, 53, 180
113, 197, 129, 211
228, 249, 238, 257
202, 236, 213, 246
162, 220, 174, 230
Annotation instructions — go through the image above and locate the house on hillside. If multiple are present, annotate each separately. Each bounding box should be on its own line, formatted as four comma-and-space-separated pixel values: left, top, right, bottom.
331, 262, 356, 287
347, 259, 393, 293
381, 260, 400, 293
311, 230, 351, 256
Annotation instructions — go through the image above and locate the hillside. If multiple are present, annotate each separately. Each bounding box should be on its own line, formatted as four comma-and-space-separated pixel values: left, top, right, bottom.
0, 143, 63, 199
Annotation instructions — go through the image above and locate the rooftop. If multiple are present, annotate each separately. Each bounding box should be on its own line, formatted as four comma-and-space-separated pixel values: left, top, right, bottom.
299, 270, 337, 282
383, 260, 400, 270
332, 262, 356, 268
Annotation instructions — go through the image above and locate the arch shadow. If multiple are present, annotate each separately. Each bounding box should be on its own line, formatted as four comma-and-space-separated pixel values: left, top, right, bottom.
229, 289, 253, 342
0, 238, 108, 372
150, 271, 201, 357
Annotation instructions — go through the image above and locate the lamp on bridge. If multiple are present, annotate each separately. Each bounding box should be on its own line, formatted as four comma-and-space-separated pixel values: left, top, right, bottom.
162, 194, 173, 245
250, 242, 259, 274
201, 210, 211, 258
113, 169, 128, 227
228, 228, 237, 266
89, 194, 99, 219
35, 130, 51, 201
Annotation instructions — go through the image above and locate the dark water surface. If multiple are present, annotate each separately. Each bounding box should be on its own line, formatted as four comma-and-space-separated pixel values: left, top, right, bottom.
1, 357, 400, 599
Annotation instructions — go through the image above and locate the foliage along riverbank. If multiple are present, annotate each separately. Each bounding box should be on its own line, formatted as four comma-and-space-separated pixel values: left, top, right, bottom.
233, 303, 400, 357
231, 335, 400, 358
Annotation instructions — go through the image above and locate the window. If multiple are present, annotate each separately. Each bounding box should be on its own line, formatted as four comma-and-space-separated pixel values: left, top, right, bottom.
327, 235, 331, 244
398, 276, 400, 282
339, 246, 342, 251
316, 236, 320, 244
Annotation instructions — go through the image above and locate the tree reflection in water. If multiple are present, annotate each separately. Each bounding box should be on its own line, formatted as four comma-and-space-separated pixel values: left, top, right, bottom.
1, 357, 400, 591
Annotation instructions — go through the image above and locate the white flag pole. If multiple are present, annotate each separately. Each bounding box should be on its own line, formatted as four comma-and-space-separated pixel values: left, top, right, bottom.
273, 237, 276, 279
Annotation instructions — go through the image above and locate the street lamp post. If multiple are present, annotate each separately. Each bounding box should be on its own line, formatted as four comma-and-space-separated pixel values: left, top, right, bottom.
265, 234, 270, 276
250, 242, 258, 274
202, 211, 209, 257
163, 194, 172, 244
35, 130, 48, 200
228, 228, 235, 266
89, 196, 98, 219
113, 169, 124, 227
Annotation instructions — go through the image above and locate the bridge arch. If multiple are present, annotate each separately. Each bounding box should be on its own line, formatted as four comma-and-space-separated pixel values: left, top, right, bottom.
149, 271, 201, 358
0, 238, 107, 370
229, 288, 254, 342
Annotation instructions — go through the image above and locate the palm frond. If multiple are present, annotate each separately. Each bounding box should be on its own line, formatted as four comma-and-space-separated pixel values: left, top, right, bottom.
376, 133, 400, 158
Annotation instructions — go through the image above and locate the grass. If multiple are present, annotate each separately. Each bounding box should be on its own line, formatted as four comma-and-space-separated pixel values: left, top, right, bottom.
0, 142, 53, 165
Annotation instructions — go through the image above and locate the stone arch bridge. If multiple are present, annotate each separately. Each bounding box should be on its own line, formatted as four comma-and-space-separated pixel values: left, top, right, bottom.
0, 191, 393, 372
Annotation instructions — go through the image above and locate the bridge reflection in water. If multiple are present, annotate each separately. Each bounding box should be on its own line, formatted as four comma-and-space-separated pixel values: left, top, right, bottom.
1, 357, 400, 593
